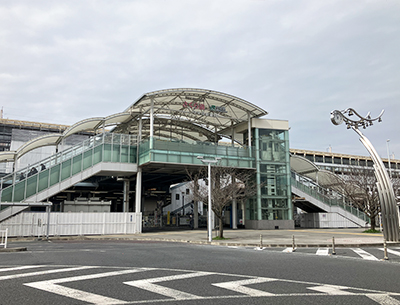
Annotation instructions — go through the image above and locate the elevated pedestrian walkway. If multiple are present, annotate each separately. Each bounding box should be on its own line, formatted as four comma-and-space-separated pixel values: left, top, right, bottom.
0, 132, 256, 222
0, 133, 138, 221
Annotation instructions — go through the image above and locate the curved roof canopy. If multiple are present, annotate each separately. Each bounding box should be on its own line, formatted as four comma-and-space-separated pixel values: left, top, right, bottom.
1, 89, 269, 162
290, 155, 344, 188
0, 112, 133, 162
114, 88, 268, 142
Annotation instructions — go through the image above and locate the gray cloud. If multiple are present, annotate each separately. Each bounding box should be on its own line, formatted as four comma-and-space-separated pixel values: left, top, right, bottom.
1, 0, 399, 158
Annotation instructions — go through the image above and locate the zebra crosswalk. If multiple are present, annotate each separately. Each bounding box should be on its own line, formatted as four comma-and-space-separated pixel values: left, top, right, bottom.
274, 247, 400, 262
0, 265, 399, 304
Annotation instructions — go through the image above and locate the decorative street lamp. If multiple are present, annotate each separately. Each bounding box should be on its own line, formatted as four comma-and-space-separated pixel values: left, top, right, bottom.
330, 108, 399, 242
197, 156, 221, 242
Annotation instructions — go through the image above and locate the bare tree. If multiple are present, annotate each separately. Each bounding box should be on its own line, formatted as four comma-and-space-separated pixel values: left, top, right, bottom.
188, 166, 257, 238
329, 166, 380, 230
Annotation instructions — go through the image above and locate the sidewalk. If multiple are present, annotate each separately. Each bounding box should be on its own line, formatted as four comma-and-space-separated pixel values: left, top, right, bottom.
78, 228, 398, 248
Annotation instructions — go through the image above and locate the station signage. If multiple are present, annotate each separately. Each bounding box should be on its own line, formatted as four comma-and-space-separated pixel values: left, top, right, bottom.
183, 101, 227, 115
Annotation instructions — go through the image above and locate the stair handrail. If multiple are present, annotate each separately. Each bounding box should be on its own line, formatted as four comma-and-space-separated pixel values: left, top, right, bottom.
291, 171, 367, 221
0, 132, 137, 190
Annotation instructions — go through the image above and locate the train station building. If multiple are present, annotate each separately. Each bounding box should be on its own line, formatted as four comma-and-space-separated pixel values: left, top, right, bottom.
0, 88, 293, 234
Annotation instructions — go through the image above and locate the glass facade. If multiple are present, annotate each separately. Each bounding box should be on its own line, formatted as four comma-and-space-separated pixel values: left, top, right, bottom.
246, 128, 292, 221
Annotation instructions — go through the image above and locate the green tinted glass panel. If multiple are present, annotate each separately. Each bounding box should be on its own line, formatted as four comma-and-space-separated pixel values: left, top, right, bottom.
13, 181, 26, 202
83, 150, 92, 170
61, 159, 71, 181
103, 144, 112, 162
93, 145, 103, 165
38, 170, 49, 192
1, 186, 12, 202
50, 164, 61, 186
167, 154, 179, 163
181, 155, 192, 164
121, 146, 129, 162
72, 155, 82, 176
130, 147, 136, 163
112, 145, 120, 162
26, 176, 38, 198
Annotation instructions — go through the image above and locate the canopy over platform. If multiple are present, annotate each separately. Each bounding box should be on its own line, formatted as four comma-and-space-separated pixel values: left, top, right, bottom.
290, 154, 344, 188
0, 88, 268, 162
0, 112, 132, 162
114, 88, 268, 143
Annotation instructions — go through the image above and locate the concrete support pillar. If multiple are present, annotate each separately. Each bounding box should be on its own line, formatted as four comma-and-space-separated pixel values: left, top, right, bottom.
232, 199, 237, 229
150, 99, 154, 149
135, 168, 142, 213
150, 99, 154, 138
248, 113, 252, 157
123, 179, 130, 212
241, 200, 246, 227
254, 128, 262, 221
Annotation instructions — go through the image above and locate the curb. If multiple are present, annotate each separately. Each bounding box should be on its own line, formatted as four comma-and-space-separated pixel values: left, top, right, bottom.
7, 235, 400, 249
52, 236, 400, 248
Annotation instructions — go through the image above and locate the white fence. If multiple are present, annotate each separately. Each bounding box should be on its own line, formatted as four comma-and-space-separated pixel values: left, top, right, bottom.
299, 212, 365, 228
0, 228, 7, 248
0, 212, 142, 237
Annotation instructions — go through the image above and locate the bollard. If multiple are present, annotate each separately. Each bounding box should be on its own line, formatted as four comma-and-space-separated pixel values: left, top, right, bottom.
292, 235, 296, 252
383, 239, 389, 260
332, 237, 336, 255
260, 234, 263, 249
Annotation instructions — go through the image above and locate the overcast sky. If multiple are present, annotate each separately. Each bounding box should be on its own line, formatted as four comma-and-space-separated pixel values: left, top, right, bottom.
1, 0, 399, 159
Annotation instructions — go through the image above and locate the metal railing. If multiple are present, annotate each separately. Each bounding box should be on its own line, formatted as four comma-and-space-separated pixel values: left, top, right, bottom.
0, 133, 137, 203
291, 172, 368, 222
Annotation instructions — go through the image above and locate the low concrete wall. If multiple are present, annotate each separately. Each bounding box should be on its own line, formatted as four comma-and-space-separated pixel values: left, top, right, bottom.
246, 220, 294, 230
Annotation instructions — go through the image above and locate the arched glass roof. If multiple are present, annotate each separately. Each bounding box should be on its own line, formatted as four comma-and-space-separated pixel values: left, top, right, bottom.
0, 112, 133, 162
114, 88, 268, 142
1, 88, 269, 162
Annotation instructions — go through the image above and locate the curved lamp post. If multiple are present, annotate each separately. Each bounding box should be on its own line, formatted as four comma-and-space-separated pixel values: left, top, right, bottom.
330, 108, 399, 242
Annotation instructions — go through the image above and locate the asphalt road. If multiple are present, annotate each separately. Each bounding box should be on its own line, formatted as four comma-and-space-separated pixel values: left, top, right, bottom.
0, 240, 399, 304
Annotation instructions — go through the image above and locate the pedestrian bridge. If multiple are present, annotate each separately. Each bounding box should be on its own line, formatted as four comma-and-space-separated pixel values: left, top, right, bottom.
0, 132, 367, 228
0, 132, 254, 220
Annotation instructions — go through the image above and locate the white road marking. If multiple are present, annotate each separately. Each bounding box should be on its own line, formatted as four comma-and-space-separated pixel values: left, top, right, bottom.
124, 272, 210, 300
25, 268, 151, 305
0, 265, 398, 304
282, 248, 295, 253
308, 284, 353, 295
351, 248, 379, 261
0, 266, 94, 281
27, 282, 128, 304
379, 248, 400, 257
366, 293, 400, 304
316, 248, 329, 256
213, 277, 276, 296
0, 266, 43, 272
